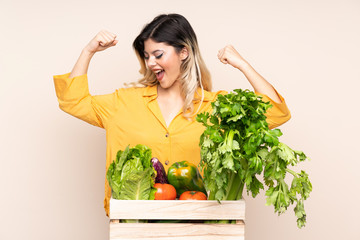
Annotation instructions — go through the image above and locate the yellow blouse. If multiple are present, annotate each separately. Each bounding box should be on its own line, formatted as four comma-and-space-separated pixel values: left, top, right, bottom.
53, 72, 291, 216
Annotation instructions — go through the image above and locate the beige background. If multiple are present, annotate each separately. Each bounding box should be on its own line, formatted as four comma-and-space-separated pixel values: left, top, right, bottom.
1, 0, 359, 239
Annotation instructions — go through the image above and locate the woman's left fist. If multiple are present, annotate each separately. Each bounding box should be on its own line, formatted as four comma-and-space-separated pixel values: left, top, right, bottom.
217, 45, 248, 70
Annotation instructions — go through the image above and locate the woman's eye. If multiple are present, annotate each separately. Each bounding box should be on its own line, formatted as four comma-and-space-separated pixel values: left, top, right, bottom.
155, 53, 163, 59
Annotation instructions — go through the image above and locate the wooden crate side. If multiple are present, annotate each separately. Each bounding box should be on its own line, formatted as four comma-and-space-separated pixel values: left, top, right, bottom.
109, 199, 245, 220
110, 222, 245, 240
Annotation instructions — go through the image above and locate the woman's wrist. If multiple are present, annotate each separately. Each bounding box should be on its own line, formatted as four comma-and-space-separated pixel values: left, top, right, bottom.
82, 47, 96, 57
236, 61, 252, 73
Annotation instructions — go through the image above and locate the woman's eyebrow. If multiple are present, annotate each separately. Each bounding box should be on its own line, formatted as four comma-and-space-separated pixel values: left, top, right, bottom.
143, 50, 164, 55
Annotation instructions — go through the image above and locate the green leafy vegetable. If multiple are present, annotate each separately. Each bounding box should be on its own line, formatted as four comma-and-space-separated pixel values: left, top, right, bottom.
106, 144, 157, 222
118, 168, 154, 200
196, 89, 312, 228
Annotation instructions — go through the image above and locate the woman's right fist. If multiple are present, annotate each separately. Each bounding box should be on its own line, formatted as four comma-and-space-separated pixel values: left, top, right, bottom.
85, 30, 118, 53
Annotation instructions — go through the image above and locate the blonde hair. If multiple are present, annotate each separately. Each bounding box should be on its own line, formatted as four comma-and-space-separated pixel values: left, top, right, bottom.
132, 14, 212, 119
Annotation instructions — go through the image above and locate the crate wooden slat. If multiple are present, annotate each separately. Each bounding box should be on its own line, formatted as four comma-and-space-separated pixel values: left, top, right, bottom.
109, 199, 245, 240
110, 199, 245, 220
110, 222, 245, 240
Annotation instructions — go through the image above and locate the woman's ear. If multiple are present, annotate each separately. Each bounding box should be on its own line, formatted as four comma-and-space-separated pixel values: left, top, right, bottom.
180, 47, 189, 60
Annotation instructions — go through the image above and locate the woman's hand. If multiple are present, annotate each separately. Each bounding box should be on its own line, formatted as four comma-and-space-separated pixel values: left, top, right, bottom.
69, 30, 118, 78
84, 30, 118, 54
218, 44, 282, 103
217, 45, 249, 71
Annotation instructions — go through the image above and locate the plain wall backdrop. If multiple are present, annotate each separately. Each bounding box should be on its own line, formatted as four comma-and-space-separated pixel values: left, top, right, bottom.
1, 0, 359, 239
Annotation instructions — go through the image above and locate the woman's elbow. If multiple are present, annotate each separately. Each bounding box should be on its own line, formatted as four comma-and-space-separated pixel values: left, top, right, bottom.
268, 112, 291, 129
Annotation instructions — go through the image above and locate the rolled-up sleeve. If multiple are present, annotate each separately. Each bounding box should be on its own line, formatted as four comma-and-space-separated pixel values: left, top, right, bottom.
255, 90, 291, 129
53, 73, 116, 128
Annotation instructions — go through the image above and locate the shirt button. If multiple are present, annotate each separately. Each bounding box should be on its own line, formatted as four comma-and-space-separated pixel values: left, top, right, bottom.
165, 160, 169, 165
165, 133, 169, 137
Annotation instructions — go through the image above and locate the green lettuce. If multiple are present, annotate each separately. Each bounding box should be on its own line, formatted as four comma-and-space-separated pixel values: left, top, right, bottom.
106, 144, 156, 223
119, 168, 155, 200
106, 144, 156, 201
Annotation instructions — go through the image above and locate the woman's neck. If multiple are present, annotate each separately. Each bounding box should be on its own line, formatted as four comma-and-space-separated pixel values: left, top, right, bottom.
156, 82, 185, 127
157, 81, 183, 100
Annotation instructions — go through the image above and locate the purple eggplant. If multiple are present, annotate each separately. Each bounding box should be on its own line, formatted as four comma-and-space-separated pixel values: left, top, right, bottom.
151, 157, 168, 184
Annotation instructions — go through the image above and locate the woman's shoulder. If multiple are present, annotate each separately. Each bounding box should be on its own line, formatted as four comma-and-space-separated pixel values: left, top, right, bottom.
202, 89, 228, 102
115, 85, 150, 94
114, 85, 156, 99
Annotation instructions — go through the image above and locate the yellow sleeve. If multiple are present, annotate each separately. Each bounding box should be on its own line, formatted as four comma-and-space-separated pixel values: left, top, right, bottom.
255, 90, 291, 129
53, 73, 117, 128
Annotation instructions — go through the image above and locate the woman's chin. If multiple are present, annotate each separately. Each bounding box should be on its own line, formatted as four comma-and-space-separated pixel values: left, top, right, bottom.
158, 79, 170, 89
157, 77, 179, 91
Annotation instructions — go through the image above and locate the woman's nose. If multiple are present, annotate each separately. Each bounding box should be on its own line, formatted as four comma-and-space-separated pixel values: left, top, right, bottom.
147, 56, 157, 67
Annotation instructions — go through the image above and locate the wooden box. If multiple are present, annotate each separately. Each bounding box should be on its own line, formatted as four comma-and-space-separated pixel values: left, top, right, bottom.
109, 199, 245, 240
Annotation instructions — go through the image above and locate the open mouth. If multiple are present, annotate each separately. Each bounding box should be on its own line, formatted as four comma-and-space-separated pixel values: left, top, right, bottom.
155, 70, 165, 81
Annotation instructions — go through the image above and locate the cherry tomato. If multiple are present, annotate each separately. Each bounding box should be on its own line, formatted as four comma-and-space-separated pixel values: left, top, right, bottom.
154, 183, 177, 200
179, 191, 207, 200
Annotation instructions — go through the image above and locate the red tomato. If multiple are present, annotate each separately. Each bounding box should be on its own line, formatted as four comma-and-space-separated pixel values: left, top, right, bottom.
154, 183, 177, 200
179, 191, 207, 200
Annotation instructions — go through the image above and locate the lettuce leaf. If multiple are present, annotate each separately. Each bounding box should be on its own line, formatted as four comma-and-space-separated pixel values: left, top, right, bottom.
106, 144, 156, 201
120, 158, 144, 183
119, 168, 153, 200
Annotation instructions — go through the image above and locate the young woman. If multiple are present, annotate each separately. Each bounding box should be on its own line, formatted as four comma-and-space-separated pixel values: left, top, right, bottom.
53, 13, 290, 216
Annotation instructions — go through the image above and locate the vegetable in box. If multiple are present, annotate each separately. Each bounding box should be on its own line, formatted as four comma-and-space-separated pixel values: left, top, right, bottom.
196, 89, 312, 228
106, 144, 157, 222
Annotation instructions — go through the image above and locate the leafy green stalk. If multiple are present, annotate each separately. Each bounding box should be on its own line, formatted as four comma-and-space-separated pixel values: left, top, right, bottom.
225, 171, 244, 201
196, 89, 312, 228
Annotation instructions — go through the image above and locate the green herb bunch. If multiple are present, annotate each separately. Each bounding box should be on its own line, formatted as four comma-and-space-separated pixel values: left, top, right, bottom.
196, 89, 312, 228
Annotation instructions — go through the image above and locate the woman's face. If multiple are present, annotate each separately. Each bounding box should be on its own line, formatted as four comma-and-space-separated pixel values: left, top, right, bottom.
143, 38, 187, 90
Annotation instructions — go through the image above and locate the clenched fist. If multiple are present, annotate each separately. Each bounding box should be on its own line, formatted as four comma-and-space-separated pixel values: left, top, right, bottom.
84, 30, 118, 53
217, 45, 248, 71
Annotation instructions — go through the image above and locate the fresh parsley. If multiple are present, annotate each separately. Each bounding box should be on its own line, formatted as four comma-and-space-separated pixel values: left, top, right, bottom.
196, 89, 312, 228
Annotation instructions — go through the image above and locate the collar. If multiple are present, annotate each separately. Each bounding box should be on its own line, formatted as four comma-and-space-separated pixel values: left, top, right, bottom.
142, 85, 157, 98
142, 85, 213, 102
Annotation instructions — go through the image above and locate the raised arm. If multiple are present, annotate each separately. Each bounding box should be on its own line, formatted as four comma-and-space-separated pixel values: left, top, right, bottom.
217, 45, 282, 103
69, 30, 118, 78
217, 45, 290, 128
53, 30, 119, 128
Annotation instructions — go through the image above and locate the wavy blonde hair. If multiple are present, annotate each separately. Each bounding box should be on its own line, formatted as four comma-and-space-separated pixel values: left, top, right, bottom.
132, 14, 212, 119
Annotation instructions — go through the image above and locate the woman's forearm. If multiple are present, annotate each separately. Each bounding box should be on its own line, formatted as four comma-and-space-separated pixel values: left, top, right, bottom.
69, 48, 95, 78
69, 30, 118, 78
217, 45, 283, 103
238, 63, 282, 103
